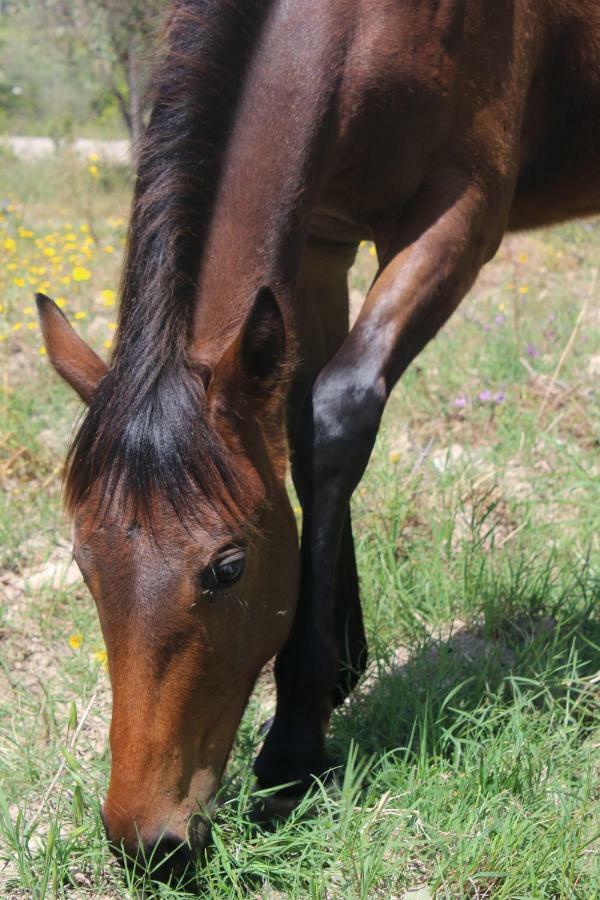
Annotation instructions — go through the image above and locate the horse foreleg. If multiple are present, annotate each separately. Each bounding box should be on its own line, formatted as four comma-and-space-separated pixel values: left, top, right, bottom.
255, 170, 513, 799
288, 238, 367, 706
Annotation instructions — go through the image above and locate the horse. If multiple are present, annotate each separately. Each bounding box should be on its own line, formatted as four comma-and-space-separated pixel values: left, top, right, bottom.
37, 0, 600, 876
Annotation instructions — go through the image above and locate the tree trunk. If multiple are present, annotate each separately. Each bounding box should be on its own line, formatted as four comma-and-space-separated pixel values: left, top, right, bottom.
112, 84, 133, 138
126, 38, 144, 157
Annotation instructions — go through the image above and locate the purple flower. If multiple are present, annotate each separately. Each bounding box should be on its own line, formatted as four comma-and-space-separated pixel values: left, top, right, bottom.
526, 343, 540, 358
495, 314, 505, 325
494, 391, 506, 404
483, 323, 491, 332
478, 389, 492, 402
453, 395, 468, 408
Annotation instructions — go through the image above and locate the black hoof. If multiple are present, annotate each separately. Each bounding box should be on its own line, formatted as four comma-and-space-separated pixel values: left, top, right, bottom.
249, 791, 305, 827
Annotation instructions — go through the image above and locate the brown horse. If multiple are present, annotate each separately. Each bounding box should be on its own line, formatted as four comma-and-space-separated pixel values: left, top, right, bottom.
38, 0, 600, 875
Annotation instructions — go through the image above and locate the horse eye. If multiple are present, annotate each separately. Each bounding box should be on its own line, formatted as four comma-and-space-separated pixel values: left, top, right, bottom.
201, 548, 245, 593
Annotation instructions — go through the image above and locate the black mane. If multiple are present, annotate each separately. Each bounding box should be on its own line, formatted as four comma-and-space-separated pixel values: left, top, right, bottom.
65, 0, 272, 522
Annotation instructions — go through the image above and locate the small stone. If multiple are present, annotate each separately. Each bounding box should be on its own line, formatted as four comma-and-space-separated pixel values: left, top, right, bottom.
431, 444, 464, 473
588, 354, 600, 378
402, 887, 433, 900
72, 869, 91, 887
26, 559, 81, 591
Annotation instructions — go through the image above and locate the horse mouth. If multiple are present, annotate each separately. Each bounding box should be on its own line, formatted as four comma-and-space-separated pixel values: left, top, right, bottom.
101, 802, 212, 881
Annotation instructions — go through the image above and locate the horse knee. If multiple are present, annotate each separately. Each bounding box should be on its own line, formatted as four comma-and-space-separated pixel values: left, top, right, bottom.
305, 369, 385, 491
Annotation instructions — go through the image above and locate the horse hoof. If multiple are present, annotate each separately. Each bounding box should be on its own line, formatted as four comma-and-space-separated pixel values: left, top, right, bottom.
250, 791, 303, 826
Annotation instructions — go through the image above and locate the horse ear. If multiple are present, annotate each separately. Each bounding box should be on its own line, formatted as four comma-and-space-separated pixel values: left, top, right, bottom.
204, 287, 287, 417
36, 293, 108, 404
239, 286, 286, 383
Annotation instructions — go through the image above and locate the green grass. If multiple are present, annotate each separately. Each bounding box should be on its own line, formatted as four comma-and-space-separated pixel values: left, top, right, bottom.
0, 157, 599, 897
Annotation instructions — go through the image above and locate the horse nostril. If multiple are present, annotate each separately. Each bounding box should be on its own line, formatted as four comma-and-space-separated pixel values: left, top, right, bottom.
143, 834, 195, 879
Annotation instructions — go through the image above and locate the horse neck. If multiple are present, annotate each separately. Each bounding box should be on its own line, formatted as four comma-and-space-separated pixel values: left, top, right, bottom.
192, 0, 349, 362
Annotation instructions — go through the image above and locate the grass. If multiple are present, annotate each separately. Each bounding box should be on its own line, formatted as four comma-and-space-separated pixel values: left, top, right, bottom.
0, 152, 599, 898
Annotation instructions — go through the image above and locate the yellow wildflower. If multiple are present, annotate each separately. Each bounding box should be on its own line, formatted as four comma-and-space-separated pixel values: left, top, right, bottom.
23, 306, 34, 315
108, 321, 117, 330
43, 247, 56, 257
12, 322, 22, 331
103, 339, 113, 349
388, 450, 401, 464
13, 277, 25, 287
55, 298, 66, 308
104, 245, 114, 254
88, 152, 100, 163
94, 649, 108, 669
519, 285, 529, 295
60, 276, 71, 285
38, 346, 47, 355
80, 224, 90, 233
88, 165, 100, 178
27, 322, 37, 330
72, 266, 91, 282
68, 634, 83, 650
100, 289, 116, 306
74, 311, 87, 320
3, 238, 16, 251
